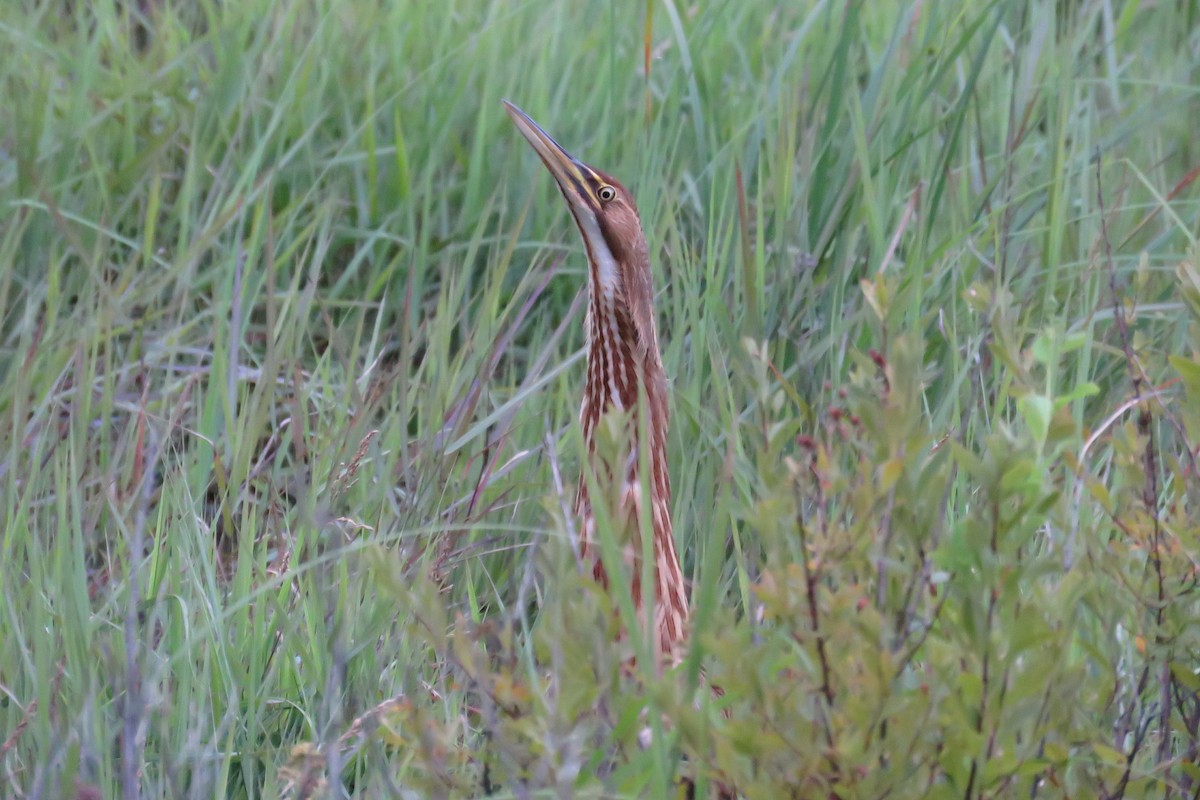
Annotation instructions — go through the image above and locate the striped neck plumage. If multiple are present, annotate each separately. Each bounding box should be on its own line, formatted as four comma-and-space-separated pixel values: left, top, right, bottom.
579, 234, 687, 662
579, 230, 663, 432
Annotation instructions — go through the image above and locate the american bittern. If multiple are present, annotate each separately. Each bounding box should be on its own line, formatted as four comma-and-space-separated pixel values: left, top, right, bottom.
503, 100, 689, 666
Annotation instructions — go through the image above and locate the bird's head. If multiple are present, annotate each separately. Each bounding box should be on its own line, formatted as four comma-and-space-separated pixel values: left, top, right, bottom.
503, 100, 650, 304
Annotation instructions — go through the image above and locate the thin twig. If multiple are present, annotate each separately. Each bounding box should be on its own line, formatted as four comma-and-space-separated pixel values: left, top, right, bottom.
794, 482, 837, 760
1094, 150, 1172, 795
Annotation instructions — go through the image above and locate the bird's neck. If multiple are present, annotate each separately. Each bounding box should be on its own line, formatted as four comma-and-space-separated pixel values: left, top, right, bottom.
582, 290, 667, 454
582, 287, 672, 530
582, 287, 688, 660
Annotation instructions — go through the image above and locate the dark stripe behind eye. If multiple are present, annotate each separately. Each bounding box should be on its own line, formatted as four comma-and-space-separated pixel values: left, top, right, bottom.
596, 215, 623, 263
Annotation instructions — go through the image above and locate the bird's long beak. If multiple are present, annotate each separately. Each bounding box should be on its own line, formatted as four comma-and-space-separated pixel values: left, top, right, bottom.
503, 100, 597, 211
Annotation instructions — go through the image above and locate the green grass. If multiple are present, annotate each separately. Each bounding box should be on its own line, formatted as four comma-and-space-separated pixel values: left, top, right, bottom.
2, 0, 1199, 797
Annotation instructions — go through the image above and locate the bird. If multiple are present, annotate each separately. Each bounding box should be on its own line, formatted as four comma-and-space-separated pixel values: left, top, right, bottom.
505, 99, 736, 800
503, 100, 690, 669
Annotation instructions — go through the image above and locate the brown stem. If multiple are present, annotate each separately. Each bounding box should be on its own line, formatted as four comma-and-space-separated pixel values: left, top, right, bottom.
1095, 153, 1172, 772
795, 483, 837, 763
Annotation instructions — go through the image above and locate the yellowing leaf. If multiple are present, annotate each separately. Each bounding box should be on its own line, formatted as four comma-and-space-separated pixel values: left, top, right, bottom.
861, 277, 884, 320
879, 457, 904, 491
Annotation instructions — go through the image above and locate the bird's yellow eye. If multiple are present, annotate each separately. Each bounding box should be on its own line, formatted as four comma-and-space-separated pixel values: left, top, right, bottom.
597, 185, 616, 202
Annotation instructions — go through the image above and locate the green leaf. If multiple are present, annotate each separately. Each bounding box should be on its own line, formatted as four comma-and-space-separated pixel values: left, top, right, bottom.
1092, 743, 1127, 767
1056, 381, 1100, 407
1018, 393, 1053, 447
1169, 354, 1200, 395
